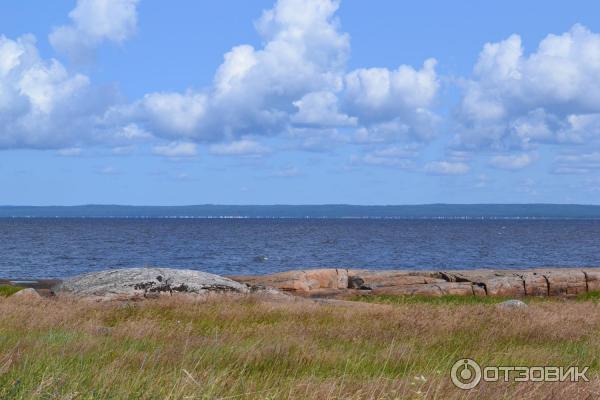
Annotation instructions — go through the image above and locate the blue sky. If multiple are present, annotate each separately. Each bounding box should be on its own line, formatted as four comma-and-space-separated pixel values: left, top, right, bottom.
1, 0, 600, 205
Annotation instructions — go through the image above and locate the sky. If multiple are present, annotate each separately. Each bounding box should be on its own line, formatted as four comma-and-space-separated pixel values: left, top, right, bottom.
1, 0, 600, 205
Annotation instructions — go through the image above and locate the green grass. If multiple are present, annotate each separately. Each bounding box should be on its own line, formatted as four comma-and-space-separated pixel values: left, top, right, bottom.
351, 293, 508, 305
0, 286, 23, 297
353, 293, 600, 306
576, 290, 600, 302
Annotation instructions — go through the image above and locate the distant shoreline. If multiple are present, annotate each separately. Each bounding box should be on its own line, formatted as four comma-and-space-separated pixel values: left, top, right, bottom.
2, 216, 600, 220
2, 204, 600, 219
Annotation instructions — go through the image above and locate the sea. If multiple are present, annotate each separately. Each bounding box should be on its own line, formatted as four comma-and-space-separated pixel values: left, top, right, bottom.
1, 217, 599, 279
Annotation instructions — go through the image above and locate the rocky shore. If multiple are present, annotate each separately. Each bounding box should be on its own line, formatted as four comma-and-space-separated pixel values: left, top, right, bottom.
2, 267, 600, 300
229, 267, 599, 298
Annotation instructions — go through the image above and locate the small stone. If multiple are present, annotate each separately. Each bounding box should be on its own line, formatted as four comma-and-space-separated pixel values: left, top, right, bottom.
11, 288, 42, 299
497, 299, 527, 309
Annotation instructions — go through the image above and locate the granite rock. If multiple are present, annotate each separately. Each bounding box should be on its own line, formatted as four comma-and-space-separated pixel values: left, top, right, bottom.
55, 268, 249, 299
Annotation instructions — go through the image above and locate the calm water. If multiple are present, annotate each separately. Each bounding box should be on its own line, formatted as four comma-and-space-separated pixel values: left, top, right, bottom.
1, 218, 599, 279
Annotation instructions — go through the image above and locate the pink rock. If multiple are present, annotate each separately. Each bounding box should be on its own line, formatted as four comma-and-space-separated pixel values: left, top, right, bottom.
229, 268, 348, 292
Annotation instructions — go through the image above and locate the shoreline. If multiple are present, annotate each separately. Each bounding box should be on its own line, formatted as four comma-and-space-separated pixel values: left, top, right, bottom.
3, 266, 600, 299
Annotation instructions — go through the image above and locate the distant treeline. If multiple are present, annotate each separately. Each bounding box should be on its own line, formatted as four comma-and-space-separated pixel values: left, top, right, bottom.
1, 204, 600, 218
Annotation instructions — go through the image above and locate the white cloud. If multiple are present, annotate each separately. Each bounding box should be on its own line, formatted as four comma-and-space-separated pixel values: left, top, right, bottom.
489, 153, 536, 170
291, 91, 356, 127
456, 25, 600, 150
113, 123, 152, 141
344, 59, 439, 134
209, 139, 270, 156
424, 161, 470, 175
152, 142, 198, 158
50, 0, 139, 61
0, 34, 120, 149
131, 92, 208, 138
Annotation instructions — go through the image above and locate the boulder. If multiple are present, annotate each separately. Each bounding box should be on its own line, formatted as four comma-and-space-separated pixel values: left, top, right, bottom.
55, 268, 249, 299
11, 288, 41, 299
497, 299, 528, 309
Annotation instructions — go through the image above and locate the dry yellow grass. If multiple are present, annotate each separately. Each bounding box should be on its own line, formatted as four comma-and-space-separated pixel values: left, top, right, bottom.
1, 294, 599, 399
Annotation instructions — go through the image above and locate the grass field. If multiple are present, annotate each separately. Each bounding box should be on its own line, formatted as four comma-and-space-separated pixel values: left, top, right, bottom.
1, 293, 599, 399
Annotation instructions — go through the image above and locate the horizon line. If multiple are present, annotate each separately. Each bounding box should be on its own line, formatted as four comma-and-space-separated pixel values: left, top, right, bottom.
2, 203, 600, 207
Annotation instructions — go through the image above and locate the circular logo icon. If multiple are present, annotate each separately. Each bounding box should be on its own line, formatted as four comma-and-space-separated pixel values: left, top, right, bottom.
451, 358, 482, 390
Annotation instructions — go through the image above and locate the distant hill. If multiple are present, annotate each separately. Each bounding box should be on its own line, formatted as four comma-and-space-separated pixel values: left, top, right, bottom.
1, 204, 600, 218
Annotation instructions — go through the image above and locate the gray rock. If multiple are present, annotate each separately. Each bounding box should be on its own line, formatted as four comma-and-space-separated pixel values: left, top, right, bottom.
497, 299, 528, 309
54, 268, 249, 299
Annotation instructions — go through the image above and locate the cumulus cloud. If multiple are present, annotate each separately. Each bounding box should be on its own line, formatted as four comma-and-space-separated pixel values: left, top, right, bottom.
50, 0, 139, 61
489, 153, 536, 170
126, 0, 350, 143
0, 34, 122, 149
209, 139, 270, 156
344, 59, 439, 140
152, 142, 198, 158
424, 161, 470, 175
455, 24, 600, 150
126, 0, 439, 147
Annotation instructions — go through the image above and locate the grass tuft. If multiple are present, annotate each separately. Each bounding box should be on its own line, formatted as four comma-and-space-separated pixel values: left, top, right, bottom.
0, 286, 23, 297
576, 290, 600, 302
351, 293, 508, 305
